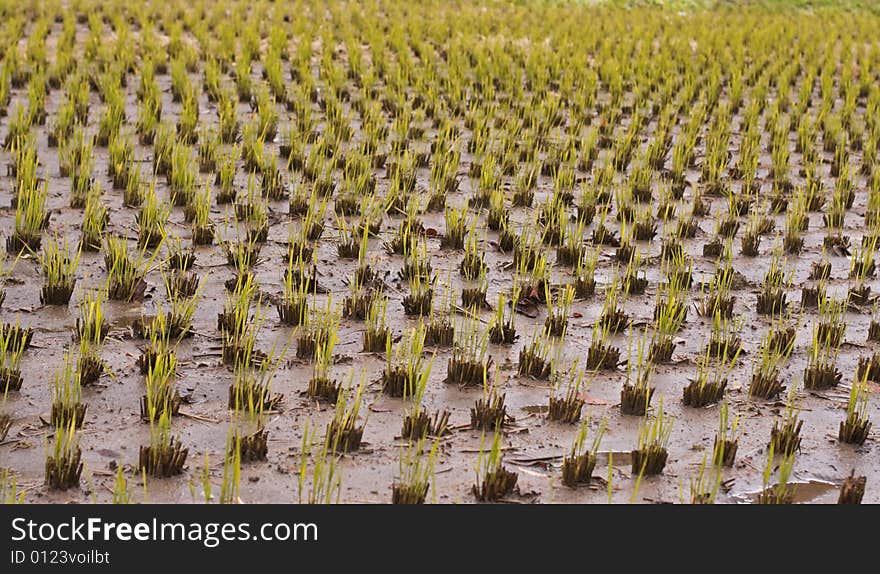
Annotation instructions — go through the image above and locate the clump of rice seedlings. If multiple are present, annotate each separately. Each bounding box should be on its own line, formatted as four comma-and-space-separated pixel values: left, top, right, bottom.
219, 433, 242, 504
401, 350, 449, 439
472, 429, 518, 502
221, 283, 268, 368
489, 288, 519, 345
80, 186, 108, 251
138, 410, 188, 478
139, 346, 181, 421
393, 436, 439, 504
335, 215, 359, 259
74, 288, 108, 344
326, 374, 368, 453
297, 422, 342, 504
816, 293, 847, 347
688, 452, 724, 504
838, 471, 866, 505
298, 296, 341, 361
471, 372, 509, 431
756, 250, 790, 316
544, 284, 574, 337
697, 256, 736, 318
621, 333, 654, 416
51, 350, 86, 429
572, 248, 598, 298
223, 235, 262, 277
598, 277, 628, 333
769, 386, 804, 456
650, 288, 687, 363
190, 184, 214, 245
562, 418, 606, 487
713, 401, 740, 467
0, 406, 10, 442
586, 315, 621, 371
548, 366, 588, 423
461, 264, 489, 310
216, 146, 239, 204
307, 329, 340, 402
0, 326, 27, 392
441, 205, 467, 250
518, 328, 554, 379
104, 235, 157, 302
39, 235, 80, 305
706, 312, 743, 360
684, 343, 738, 407
460, 225, 487, 281
446, 317, 491, 387
45, 420, 83, 490
757, 445, 797, 505
631, 400, 673, 476
839, 371, 872, 445
425, 282, 455, 347
229, 340, 285, 410
868, 302, 880, 342
8, 180, 49, 254
362, 294, 390, 353
1, 468, 25, 503
803, 324, 842, 391
197, 126, 219, 172
229, 380, 269, 463
783, 196, 808, 254
136, 182, 169, 249
276, 256, 310, 327
402, 270, 435, 316
382, 326, 431, 398
749, 326, 792, 400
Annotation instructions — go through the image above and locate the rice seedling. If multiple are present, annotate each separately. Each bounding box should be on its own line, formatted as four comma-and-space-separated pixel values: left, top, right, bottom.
684, 343, 739, 408
769, 386, 804, 456
757, 445, 797, 505
392, 436, 439, 504
472, 429, 518, 502
104, 235, 160, 302
80, 185, 108, 252
138, 410, 188, 478
39, 236, 80, 305
297, 422, 342, 504
548, 366, 588, 424
0, 325, 27, 392
8, 179, 49, 254
325, 374, 368, 453
803, 321, 843, 391
382, 325, 431, 398
561, 418, 606, 487
713, 401, 740, 467
621, 332, 654, 416
688, 452, 723, 504
838, 471, 866, 505
544, 284, 574, 337
140, 350, 181, 422
136, 182, 169, 249
631, 399, 673, 476
839, 371, 872, 445
447, 316, 491, 387
518, 327, 554, 380
1, 468, 25, 503
471, 371, 509, 431
51, 350, 86, 429
45, 420, 83, 490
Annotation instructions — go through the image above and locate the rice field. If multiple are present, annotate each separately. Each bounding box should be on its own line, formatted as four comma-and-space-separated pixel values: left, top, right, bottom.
1, 0, 878, 504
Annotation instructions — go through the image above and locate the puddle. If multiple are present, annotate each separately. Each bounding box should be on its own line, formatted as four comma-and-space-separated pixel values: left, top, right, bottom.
733, 479, 839, 504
